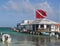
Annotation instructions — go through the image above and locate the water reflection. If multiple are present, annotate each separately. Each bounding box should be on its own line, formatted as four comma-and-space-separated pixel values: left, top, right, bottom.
1, 34, 60, 46
2, 42, 10, 46
11, 35, 54, 46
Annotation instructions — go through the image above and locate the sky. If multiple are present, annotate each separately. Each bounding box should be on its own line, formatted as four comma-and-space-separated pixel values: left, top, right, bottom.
0, 0, 60, 27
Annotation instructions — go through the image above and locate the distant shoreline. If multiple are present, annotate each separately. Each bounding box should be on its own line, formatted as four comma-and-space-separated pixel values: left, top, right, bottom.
0, 27, 10, 28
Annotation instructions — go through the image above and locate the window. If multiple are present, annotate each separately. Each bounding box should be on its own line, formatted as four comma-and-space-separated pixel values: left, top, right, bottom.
41, 24, 44, 28
47, 25, 51, 28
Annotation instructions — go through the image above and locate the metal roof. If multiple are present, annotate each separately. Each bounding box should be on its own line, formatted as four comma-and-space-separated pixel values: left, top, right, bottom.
30, 19, 59, 24
20, 19, 60, 25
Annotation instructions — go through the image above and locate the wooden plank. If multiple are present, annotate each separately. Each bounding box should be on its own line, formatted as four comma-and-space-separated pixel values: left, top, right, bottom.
37, 29, 57, 33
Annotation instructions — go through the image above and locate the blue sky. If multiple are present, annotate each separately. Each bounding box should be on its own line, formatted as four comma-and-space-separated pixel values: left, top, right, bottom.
0, 0, 60, 27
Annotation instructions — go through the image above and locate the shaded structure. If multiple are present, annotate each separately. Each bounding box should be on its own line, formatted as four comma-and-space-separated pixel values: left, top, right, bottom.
17, 19, 60, 35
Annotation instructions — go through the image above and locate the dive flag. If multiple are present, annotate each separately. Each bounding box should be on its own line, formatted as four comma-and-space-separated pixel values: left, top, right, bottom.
36, 9, 47, 19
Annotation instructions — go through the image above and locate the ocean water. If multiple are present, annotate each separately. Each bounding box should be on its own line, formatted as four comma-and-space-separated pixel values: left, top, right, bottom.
0, 28, 60, 46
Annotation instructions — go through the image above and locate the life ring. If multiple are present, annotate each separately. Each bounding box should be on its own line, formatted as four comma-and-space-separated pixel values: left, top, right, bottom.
2, 34, 11, 43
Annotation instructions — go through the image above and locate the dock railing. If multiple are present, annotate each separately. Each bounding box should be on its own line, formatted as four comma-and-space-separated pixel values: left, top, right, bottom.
37, 28, 57, 33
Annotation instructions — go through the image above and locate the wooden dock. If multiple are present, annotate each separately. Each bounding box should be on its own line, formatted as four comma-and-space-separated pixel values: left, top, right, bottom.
37, 29, 60, 33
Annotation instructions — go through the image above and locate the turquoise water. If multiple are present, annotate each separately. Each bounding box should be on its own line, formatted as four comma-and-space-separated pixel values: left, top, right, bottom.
0, 28, 60, 46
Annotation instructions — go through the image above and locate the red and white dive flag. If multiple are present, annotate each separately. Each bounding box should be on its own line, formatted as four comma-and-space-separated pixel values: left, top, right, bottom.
36, 9, 47, 19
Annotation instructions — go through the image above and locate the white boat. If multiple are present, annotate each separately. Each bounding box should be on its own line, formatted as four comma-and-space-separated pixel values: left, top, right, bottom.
41, 32, 50, 35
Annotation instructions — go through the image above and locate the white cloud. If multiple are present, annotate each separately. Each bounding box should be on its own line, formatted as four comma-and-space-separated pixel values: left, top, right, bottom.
36, 2, 54, 14
35, 1, 56, 20
2, 0, 20, 11
59, 5, 60, 15
1, 0, 33, 12
0, 0, 59, 21
58, 5, 60, 22
23, 0, 57, 20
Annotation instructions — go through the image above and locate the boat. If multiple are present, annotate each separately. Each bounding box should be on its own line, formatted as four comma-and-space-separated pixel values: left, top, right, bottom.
41, 32, 50, 36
